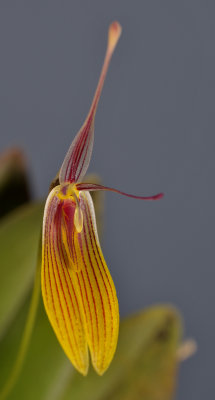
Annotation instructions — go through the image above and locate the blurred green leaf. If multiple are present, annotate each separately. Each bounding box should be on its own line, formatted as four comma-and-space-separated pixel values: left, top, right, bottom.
0, 202, 44, 338
0, 295, 72, 400
0, 302, 182, 400
62, 306, 182, 400
0, 148, 31, 218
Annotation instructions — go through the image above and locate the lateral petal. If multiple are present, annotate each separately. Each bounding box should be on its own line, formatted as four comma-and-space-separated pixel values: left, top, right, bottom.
41, 187, 89, 375
77, 182, 164, 200
59, 22, 121, 184
74, 191, 119, 375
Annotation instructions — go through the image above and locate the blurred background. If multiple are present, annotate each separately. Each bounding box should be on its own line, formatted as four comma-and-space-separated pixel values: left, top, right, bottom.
0, 1, 214, 398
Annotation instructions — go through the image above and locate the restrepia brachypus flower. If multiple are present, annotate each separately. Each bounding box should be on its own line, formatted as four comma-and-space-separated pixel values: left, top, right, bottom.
41, 22, 163, 376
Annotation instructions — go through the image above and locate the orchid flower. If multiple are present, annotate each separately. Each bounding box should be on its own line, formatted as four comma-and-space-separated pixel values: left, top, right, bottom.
41, 21, 163, 376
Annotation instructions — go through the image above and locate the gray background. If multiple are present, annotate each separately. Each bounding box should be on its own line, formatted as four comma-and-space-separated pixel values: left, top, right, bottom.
0, 1, 214, 398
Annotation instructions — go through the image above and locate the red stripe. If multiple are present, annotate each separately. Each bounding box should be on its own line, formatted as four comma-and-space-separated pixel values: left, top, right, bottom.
61, 199, 96, 351
75, 123, 92, 182
62, 202, 78, 267
65, 111, 93, 182
71, 231, 78, 266
56, 209, 86, 349
71, 113, 93, 176
50, 204, 79, 365
85, 196, 115, 303
56, 211, 77, 320
79, 235, 100, 348
77, 271, 95, 352
60, 238, 85, 345
82, 222, 107, 368
65, 124, 87, 181
82, 220, 106, 336
44, 199, 63, 339
83, 194, 117, 366
62, 215, 75, 266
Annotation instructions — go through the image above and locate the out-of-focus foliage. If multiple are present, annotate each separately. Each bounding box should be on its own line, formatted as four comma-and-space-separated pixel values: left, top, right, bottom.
0, 296, 72, 400
0, 149, 31, 218
0, 202, 43, 339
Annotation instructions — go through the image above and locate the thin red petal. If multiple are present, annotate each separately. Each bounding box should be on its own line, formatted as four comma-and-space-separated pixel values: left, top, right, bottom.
59, 22, 122, 184
76, 183, 164, 201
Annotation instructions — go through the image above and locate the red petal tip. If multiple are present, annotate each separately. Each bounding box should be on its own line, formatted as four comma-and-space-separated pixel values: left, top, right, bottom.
108, 21, 122, 52
152, 193, 164, 200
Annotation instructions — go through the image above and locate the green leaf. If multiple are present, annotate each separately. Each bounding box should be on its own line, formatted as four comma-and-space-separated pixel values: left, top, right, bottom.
0, 202, 44, 338
0, 294, 73, 400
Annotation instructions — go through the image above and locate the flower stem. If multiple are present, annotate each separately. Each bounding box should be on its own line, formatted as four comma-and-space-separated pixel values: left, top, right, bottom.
0, 237, 42, 400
